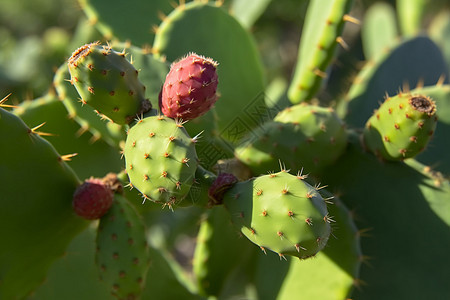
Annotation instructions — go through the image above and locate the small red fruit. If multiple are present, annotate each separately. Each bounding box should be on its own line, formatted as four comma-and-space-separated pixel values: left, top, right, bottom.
73, 178, 114, 220
160, 53, 219, 120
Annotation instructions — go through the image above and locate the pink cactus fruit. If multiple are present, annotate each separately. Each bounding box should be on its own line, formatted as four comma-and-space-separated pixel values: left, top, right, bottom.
72, 178, 114, 220
160, 53, 219, 120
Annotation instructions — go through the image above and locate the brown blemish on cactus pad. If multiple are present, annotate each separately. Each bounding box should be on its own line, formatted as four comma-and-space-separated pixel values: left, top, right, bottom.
409, 95, 436, 115
68, 42, 99, 66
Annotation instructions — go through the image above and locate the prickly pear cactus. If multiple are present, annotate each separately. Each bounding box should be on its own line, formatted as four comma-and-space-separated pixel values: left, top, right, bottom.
363, 91, 437, 160
67, 42, 151, 125
123, 115, 199, 209
4, 0, 450, 298
96, 193, 150, 300
223, 170, 332, 259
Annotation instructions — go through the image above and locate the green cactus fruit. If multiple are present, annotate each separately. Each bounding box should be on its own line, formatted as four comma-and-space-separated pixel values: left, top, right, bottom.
54, 63, 126, 148
96, 193, 150, 300
67, 42, 151, 125
235, 104, 348, 176
363, 92, 437, 160
123, 115, 198, 209
223, 170, 331, 259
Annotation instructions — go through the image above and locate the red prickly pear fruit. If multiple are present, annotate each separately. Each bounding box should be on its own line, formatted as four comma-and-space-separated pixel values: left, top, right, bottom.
72, 178, 114, 220
160, 53, 219, 120
208, 173, 238, 206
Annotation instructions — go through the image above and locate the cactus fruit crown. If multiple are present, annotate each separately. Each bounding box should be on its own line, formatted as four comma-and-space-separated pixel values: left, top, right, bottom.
409, 95, 436, 115
68, 41, 100, 66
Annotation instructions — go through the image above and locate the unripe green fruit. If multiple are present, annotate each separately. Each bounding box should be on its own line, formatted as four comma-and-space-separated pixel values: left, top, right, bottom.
363, 92, 437, 160
223, 170, 332, 259
123, 115, 198, 209
68, 42, 151, 125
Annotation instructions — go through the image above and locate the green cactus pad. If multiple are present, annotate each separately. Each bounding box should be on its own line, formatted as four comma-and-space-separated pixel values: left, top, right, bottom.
320, 133, 450, 299
397, 0, 431, 37
193, 205, 252, 297
96, 193, 151, 300
223, 170, 331, 259
429, 10, 450, 71
123, 115, 198, 208
78, 0, 173, 47
287, 0, 354, 103
363, 91, 437, 160
13, 92, 123, 180
29, 226, 114, 300
361, 2, 399, 60
153, 1, 267, 143
230, 0, 273, 29
235, 104, 348, 176
68, 42, 150, 125
0, 107, 87, 299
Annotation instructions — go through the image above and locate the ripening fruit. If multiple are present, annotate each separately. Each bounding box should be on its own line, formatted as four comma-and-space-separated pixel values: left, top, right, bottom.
73, 178, 114, 220
160, 53, 219, 120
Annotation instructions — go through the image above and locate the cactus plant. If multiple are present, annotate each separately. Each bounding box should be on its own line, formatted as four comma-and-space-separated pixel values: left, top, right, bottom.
1, 0, 450, 299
